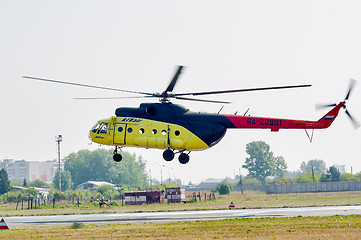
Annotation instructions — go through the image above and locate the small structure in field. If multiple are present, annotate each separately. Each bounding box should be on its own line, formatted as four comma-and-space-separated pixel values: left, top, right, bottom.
11, 186, 50, 199
124, 190, 164, 205
166, 187, 186, 203
75, 181, 116, 192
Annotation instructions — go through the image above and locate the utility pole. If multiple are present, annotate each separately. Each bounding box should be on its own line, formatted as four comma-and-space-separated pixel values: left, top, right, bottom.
239, 168, 244, 195
311, 164, 315, 183
167, 166, 171, 183
160, 165, 163, 184
149, 168, 152, 186
55, 135, 62, 191
171, 167, 175, 183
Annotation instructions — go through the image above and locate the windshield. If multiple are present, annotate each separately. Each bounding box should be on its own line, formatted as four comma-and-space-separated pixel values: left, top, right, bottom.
99, 123, 108, 134
91, 122, 101, 133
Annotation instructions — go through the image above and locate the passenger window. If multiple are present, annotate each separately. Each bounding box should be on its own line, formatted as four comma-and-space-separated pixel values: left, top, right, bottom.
139, 128, 145, 134
115, 123, 124, 132
127, 127, 133, 133
99, 123, 108, 134
161, 130, 167, 135
175, 130, 180, 136
152, 129, 157, 134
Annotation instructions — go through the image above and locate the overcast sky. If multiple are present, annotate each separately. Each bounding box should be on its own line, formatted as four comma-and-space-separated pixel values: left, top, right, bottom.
1, 0, 361, 184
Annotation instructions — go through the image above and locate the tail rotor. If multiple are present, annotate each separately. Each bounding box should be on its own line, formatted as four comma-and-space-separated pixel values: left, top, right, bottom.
316, 79, 360, 129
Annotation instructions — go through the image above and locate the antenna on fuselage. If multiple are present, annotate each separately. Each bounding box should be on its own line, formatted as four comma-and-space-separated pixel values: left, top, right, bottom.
217, 106, 224, 115
243, 108, 250, 116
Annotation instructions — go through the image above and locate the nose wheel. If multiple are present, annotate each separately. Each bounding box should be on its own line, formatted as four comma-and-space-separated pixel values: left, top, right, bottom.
113, 146, 122, 162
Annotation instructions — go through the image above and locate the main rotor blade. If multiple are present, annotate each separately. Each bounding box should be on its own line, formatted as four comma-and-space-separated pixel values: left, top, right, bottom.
74, 96, 155, 100
174, 84, 312, 97
345, 109, 360, 129
345, 79, 357, 101
164, 65, 184, 93
23, 76, 154, 96
175, 96, 231, 104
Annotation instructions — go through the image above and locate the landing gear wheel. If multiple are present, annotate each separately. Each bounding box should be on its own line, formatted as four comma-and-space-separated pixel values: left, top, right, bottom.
113, 146, 122, 162
113, 153, 122, 162
178, 153, 190, 164
163, 149, 174, 161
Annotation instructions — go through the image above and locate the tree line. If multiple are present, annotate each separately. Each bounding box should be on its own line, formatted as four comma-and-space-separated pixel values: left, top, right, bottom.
241, 141, 361, 185
56, 149, 149, 191
0, 149, 149, 197
2, 141, 361, 198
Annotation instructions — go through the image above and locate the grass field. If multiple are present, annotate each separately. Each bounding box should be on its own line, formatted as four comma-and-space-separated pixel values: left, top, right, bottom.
1, 191, 361, 239
1, 190, 361, 217
1, 215, 361, 239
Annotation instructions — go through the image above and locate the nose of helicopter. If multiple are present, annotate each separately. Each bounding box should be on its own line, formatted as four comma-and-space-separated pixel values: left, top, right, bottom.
88, 129, 93, 141
89, 122, 100, 142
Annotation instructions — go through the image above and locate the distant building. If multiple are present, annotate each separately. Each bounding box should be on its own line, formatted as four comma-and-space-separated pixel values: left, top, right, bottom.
124, 190, 165, 205
333, 164, 346, 174
166, 187, 186, 203
199, 178, 224, 189
0, 159, 63, 183
11, 186, 50, 199
75, 181, 116, 192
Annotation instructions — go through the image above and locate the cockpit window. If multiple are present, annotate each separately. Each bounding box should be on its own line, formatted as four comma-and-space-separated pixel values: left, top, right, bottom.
91, 122, 101, 133
99, 123, 108, 134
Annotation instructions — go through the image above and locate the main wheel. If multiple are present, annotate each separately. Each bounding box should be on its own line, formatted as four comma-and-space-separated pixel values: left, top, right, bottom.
163, 149, 174, 161
113, 153, 122, 162
178, 153, 190, 164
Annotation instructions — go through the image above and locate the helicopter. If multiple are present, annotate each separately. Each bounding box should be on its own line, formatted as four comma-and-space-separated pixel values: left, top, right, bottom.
23, 66, 359, 164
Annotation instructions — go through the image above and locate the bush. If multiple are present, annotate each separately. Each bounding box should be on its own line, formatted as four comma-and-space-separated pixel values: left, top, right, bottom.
319, 173, 328, 182
70, 222, 84, 229
320, 166, 340, 182
52, 190, 67, 200
216, 182, 233, 195
241, 178, 262, 186
340, 173, 358, 182
296, 173, 318, 183
147, 182, 179, 191
28, 179, 50, 188
5, 191, 23, 202
274, 177, 295, 184
108, 200, 119, 206
23, 187, 38, 200
96, 185, 116, 195
148, 184, 165, 191
92, 192, 103, 200
355, 172, 361, 181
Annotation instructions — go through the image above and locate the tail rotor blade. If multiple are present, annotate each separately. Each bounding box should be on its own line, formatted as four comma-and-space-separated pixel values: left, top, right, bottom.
345, 79, 357, 101
345, 109, 360, 129
315, 103, 337, 111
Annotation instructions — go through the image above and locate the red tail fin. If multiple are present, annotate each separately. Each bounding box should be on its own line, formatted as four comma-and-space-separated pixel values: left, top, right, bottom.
317, 102, 344, 128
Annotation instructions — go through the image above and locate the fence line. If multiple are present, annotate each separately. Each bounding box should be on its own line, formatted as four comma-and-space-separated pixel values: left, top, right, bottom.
234, 181, 361, 194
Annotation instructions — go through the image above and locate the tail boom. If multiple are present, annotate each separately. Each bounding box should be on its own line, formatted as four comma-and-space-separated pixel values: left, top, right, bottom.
224, 102, 344, 132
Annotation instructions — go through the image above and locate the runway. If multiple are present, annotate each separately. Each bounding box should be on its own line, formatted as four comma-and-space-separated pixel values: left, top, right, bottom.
4, 205, 361, 228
